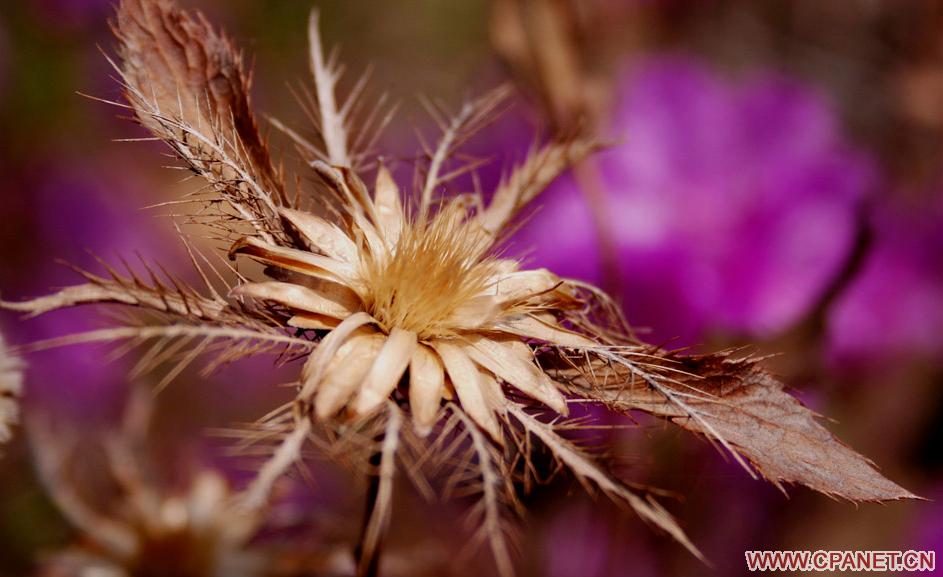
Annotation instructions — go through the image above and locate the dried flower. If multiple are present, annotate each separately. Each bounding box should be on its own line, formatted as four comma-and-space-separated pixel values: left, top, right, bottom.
1, 1, 917, 575
0, 332, 23, 446
30, 390, 267, 577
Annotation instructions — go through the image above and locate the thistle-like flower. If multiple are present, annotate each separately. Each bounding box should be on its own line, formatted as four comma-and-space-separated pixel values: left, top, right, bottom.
229, 144, 598, 441
2, 1, 916, 575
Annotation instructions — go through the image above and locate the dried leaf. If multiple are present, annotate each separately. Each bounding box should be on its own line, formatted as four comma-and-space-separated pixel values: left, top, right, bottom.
576, 353, 917, 502
114, 0, 285, 239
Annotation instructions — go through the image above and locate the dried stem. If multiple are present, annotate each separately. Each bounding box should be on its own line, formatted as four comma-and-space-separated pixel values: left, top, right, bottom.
356, 404, 400, 577
571, 157, 622, 297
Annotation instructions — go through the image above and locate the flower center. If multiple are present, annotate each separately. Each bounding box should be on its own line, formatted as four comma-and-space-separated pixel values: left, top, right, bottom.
359, 206, 496, 339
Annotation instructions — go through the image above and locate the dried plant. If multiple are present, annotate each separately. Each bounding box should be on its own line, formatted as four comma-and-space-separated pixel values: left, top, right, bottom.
0, 331, 23, 448
30, 386, 362, 577
2, 1, 917, 575
30, 388, 268, 577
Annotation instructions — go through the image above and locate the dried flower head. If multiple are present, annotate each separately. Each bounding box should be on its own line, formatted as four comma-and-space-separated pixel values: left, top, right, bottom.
2, 1, 917, 575
30, 390, 267, 577
0, 332, 23, 447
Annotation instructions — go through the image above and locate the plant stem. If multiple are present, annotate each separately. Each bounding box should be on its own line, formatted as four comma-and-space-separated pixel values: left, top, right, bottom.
355, 450, 383, 577
572, 158, 622, 298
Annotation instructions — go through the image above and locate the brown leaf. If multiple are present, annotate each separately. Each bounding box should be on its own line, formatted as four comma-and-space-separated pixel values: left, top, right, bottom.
578, 352, 917, 502
114, 0, 284, 236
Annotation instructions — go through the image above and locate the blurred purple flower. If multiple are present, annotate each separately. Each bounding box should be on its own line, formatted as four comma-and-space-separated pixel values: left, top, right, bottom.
30, 0, 113, 31
515, 56, 876, 344
4, 163, 173, 423
827, 190, 943, 365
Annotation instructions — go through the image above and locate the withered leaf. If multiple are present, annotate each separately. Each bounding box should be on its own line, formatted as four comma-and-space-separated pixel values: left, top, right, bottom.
116, 0, 277, 180
114, 0, 285, 240
563, 352, 917, 502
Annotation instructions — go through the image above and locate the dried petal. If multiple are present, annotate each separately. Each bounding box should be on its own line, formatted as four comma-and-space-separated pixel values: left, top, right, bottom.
233, 281, 358, 319
499, 314, 597, 348
315, 331, 384, 419
279, 208, 359, 263
230, 237, 359, 286
432, 341, 502, 442
374, 165, 404, 245
464, 336, 568, 415
352, 328, 417, 416
409, 345, 445, 436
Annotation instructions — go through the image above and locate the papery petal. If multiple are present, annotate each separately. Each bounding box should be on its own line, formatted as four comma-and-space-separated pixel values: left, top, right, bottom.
279, 207, 359, 264
464, 336, 568, 415
230, 236, 359, 287
315, 331, 384, 419
374, 165, 403, 245
446, 295, 502, 330
352, 328, 417, 416
409, 345, 445, 436
300, 312, 376, 398
486, 268, 562, 302
233, 281, 358, 318
432, 341, 502, 442
477, 370, 508, 416
287, 313, 341, 330
499, 314, 597, 348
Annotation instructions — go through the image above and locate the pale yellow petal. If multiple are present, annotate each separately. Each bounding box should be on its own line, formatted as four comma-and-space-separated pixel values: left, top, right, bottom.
233, 281, 357, 318
352, 328, 417, 416
432, 341, 502, 442
278, 207, 358, 263
477, 370, 508, 416
300, 312, 376, 398
315, 332, 384, 419
230, 237, 358, 286
498, 314, 597, 348
287, 313, 341, 330
445, 295, 501, 330
487, 269, 567, 303
463, 336, 568, 415
374, 165, 403, 245
408, 345, 445, 436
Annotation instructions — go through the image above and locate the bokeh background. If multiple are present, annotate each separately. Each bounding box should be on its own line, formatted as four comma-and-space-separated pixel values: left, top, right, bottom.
0, 1, 941, 576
